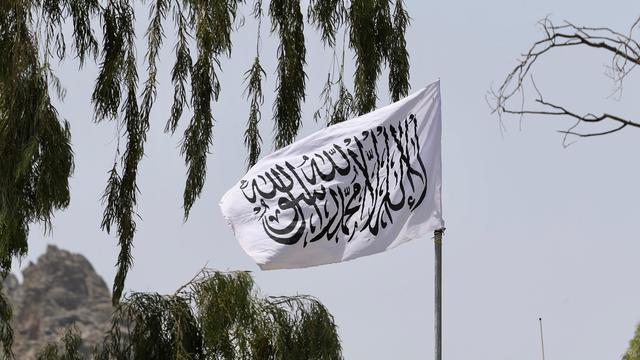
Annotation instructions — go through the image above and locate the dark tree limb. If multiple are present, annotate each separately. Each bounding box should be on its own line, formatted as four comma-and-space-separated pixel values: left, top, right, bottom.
490, 17, 640, 140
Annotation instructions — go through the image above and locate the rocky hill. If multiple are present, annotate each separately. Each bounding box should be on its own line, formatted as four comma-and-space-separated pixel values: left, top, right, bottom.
3, 245, 112, 359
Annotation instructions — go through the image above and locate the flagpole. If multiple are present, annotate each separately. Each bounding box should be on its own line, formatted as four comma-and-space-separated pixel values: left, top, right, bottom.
434, 228, 444, 360
539, 317, 546, 360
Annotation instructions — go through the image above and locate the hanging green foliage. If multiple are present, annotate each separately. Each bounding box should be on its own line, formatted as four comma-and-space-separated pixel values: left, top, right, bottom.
269, 0, 307, 149
35, 271, 342, 360
624, 323, 640, 360
329, 82, 356, 125
0, 1, 412, 347
93, 0, 145, 306
328, 28, 356, 126
166, 1, 192, 134
244, 56, 266, 169
1, 1, 76, 354
244, 2, 266, 169
388, 0, 410, 101
308, 0, 346, 47
349, 0, 393, 115
181, 0, 241, 219
36, 326, 83, 360
0, 291, 12, 358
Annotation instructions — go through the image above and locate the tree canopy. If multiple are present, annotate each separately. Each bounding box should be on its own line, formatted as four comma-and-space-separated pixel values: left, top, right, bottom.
33, 271, 343, 359
624, 323, 640, 360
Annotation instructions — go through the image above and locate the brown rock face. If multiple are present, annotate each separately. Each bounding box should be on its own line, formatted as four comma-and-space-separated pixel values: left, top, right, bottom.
4, 245, 112, 359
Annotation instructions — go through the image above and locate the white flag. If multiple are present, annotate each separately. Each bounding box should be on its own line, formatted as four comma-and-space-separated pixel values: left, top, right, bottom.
220, 80, 444, 270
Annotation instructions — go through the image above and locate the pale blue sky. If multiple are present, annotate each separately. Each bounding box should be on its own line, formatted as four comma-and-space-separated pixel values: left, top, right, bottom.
19, 1, 640, 359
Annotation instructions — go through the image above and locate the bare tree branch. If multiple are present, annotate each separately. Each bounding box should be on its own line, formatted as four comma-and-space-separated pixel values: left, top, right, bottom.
489, 17, 640, 140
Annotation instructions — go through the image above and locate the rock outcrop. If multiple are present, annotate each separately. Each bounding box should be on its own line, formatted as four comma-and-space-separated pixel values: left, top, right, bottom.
3, 245, 112, 359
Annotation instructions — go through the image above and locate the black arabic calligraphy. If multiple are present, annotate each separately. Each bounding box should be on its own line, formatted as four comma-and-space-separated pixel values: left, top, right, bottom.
239, 113, 428, 247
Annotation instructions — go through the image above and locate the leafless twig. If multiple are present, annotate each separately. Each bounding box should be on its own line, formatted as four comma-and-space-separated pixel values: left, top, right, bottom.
489, 17, 640, 141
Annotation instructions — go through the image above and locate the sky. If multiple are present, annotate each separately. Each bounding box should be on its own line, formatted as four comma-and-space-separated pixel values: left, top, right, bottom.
17, 1, 640, 359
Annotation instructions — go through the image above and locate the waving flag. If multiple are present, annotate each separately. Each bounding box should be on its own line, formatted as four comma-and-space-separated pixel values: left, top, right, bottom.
220, 80, 443, 270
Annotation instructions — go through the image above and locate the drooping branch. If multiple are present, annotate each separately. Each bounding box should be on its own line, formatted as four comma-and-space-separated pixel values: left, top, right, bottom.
166, 1, 192, 134
243, 2, 266, 169
270, 0, 307, 149
181, 0, 240, 219
388, 0, 410, 102
243, 55, 266, 169
0, 3, 76, 353
325, 29, 356, 126
94, 0, 145, 306
349, 0, 393, 115
490, 17, 640, 140
307, 0, 346, 47
310, 2, 355, 127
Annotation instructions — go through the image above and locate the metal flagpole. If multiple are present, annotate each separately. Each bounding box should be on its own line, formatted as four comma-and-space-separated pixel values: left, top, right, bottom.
539, 317, 546, 360
434, 228, 444, 360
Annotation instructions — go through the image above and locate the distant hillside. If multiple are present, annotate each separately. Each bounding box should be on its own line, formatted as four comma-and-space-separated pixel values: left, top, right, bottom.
3, 245, 112, 359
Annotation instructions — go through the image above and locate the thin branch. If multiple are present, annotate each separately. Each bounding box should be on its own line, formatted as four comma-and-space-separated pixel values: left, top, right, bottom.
490, 16, 640, 141
558, 122, 628, 138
